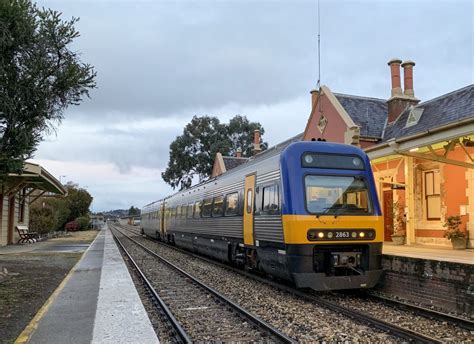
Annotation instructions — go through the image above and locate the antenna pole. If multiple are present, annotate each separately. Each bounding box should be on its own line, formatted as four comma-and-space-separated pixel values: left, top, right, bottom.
317, 0, 321, 90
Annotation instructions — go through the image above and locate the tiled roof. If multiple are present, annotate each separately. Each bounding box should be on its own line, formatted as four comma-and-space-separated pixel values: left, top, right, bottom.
335, 93, 388, 139
222, 156, 249, 171
382, 84, 474, 142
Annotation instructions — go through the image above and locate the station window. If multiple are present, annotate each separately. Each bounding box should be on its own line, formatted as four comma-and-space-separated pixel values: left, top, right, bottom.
225, 192, 239, 216
187, 203, 194, 218
212, 196, 224, 217
424, 170, 441, 220
262, 184, 279, 215
194, 201, 202, 218
202, 198, 213, 217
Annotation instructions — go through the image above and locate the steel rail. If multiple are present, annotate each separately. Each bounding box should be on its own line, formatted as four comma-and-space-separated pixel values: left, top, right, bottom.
110, 226, 192, 344
365, 292, 474, 331
129, 229, 445, 344
111, 224, 296, 344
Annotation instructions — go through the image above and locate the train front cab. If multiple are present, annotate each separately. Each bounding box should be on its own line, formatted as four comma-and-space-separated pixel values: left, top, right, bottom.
280, 142, 384, 291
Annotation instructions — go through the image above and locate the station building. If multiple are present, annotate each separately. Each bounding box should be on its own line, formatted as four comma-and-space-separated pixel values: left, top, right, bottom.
301, 59, 474, 248
0, 162, 66, 246
213, 59, 474, 248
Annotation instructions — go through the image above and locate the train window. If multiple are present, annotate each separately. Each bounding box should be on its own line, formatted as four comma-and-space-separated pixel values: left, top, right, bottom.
305, 175, 372, 215
246, 189, 253, 214
194, 201, 202, 218
202, 198, 213, 217
225, 192, 239, 216
171, 206, 177, 218
262, 185, 279, 215
212, 196, 224, 217
187, 203, 194, 218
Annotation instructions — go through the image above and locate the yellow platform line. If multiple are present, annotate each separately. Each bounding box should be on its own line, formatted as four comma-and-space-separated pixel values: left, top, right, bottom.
15, 231, 102, 344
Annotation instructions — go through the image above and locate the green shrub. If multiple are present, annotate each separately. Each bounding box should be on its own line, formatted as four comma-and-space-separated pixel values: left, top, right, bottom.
30, 207, 55, 234
75, 216, 90, 231
443, 215, 466, 240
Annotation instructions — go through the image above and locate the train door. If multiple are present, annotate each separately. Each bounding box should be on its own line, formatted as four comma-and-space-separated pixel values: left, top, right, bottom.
243, 174, 256, 246
161, 201, 166, 239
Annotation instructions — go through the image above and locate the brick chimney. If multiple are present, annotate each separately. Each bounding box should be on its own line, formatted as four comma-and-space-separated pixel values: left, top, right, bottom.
387, 58, 419, 123
402, 60, 415, 97
252, 129, 262, 155
388, 58, 403, 97
235, 147, 242, 158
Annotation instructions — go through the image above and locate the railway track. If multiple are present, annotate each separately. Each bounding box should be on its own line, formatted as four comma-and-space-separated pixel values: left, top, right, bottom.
115, 224, 470, 343
110, 224, 295, 343
362, 292, 474, 332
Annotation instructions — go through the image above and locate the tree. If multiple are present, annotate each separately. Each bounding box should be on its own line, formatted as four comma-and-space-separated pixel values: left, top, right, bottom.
162, 115, 266, 190
128, 206, 140, 216
227, 115, 267, 157
0, 0, 96, 179
63, 182, 93, 222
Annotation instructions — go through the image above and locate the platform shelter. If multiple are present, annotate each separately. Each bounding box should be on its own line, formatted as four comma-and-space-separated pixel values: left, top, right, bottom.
0, 162, 66, 246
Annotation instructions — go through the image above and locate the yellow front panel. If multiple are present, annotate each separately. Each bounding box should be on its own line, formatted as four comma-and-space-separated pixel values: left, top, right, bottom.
282, 215, 384, 244
243, 174, 256, 246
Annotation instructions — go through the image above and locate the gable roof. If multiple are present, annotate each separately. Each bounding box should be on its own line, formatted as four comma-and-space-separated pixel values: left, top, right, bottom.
222, 156, 249, 170
382, 84, 474, 142
334, 93, 388, 139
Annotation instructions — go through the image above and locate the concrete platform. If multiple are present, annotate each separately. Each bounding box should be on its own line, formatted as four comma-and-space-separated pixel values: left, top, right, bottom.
18, 226, 159, 344
383, 243, 474, 265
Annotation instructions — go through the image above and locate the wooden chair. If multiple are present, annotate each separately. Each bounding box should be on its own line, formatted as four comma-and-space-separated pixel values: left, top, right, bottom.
16, 225, 38, 243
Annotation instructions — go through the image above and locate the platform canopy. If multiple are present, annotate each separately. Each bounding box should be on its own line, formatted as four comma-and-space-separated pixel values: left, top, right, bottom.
366, 120, 474, 169
3, 162, 66, 201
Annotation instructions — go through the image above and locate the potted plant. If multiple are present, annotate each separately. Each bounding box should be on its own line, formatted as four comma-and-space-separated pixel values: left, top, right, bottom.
390, 201, 406, 245
443, 215, 467, 250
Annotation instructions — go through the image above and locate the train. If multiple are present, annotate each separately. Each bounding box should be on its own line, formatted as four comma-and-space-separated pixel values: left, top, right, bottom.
141, 140, 384, 291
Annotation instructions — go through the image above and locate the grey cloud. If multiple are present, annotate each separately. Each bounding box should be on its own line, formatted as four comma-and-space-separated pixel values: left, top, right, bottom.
43, 0, 472, 122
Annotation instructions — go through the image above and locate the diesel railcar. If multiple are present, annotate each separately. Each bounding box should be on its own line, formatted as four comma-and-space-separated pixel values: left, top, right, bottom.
141, 141, 383, 291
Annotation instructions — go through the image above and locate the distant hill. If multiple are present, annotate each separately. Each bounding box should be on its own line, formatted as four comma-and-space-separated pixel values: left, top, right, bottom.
101, 209, 129, 219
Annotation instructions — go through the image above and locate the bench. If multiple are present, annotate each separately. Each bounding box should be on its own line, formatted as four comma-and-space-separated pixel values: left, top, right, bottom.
16, 225, 38, 244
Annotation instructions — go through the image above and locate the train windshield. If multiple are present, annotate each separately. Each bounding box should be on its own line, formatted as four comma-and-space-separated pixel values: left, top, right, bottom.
305, 175, 372, 215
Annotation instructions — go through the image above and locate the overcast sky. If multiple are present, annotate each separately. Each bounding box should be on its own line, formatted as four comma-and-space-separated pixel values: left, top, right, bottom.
31, 0, 473, 212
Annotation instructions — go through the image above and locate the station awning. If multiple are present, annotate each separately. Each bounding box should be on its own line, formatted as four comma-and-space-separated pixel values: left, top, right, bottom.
3, 162, 67, 198
366, 119, 474, 169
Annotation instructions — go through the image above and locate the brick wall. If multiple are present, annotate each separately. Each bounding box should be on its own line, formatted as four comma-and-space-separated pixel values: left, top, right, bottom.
377, 255, 473, 316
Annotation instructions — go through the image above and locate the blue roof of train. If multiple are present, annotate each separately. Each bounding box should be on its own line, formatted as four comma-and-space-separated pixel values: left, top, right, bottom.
282, 141, 367, 157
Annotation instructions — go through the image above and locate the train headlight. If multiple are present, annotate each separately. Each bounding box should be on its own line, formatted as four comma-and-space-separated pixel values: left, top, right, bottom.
327, 232, 333, 239
317, 232, 324, 238
359, 232, 365, 238
304, 155, 314, 164
351, 232, 357, 238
